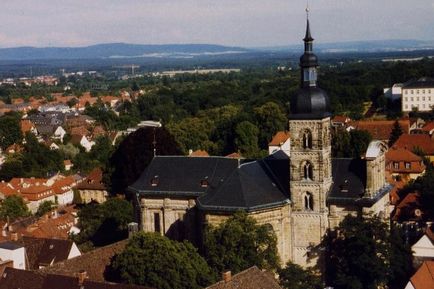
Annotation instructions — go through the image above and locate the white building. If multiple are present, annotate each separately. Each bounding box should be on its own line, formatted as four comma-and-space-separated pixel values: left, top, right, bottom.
402, 78, 434, 112
384, 83, 403, 101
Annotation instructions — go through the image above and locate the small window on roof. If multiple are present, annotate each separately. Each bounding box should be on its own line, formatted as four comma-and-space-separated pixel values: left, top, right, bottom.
151, 175, 159, 187
405, 162, 411, 169
200, 177, 209, 188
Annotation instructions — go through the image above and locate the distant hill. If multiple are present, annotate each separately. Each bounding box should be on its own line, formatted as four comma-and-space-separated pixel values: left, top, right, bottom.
255, 39, 434, 53
0, 43, 250, 60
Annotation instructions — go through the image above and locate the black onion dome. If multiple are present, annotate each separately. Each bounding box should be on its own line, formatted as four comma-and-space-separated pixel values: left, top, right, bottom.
289, 87, 331, 119
300, 53, 318, 67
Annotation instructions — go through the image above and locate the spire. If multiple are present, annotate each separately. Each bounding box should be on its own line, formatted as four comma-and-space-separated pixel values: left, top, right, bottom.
303, 5, 314, 42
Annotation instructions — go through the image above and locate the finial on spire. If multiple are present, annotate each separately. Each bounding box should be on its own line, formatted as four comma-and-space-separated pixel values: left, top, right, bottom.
306, 1, 310, 19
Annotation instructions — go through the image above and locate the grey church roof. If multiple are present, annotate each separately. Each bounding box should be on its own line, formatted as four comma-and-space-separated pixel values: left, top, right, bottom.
129, 152, 290, 212
328, 158, 391, 207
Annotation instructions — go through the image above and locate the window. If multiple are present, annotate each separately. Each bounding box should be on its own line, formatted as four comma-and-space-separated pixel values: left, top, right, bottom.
304, 192, 314, 210
423, 90, 425, 94
405, 105, 408, 109
417, 90, 420, 94
302, 130, 312, 149
417, 97, 419, 101
394, 162, 399, 169
154, 213, 161, 233
405, 162, 411, 169
404, 97, 408, 101
151, 175, 159, 187
411, 97, 414, 101
303, 162, 313, 180
423, 97, 425, 101
200, 177, 209, 188
411, 90, 414, 94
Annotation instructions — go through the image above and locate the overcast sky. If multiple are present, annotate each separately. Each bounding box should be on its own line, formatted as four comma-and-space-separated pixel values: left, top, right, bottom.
0, 0, 433, 48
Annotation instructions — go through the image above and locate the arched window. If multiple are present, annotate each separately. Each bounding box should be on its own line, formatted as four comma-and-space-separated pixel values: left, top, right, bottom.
304, 192, 314, 210
303, 162, 313, 180
302, 130, 312, 149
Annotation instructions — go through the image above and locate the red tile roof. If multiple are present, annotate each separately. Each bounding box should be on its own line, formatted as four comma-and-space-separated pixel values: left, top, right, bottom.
189, 150, 210, 157
205, 266, 282, 289
75, 168, 106, 190
409, 261, 434, 289
352, 119, 410, 140
394, 134, 434, 155
20, 120, 35, 134
269, 131, 290, 146
225, 152, 243, 159
386, 148, 425, 174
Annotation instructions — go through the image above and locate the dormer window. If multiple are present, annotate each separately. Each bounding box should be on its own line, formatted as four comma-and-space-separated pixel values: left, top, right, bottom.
405, 162, 411, 169
151, 175, 159, 187
200, 177, 209, 188
393, 162, 399, 170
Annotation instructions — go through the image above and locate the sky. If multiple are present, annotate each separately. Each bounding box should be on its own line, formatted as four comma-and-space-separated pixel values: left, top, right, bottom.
0, 0, 434, 48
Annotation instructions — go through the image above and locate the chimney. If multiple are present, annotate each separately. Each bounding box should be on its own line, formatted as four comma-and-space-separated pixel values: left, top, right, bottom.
222, 271, 231, 283
10, 232, 18, 242
77, 270, 87, 285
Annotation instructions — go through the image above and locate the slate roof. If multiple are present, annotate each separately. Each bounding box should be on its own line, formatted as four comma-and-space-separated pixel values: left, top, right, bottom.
205, 266, 282, 289
129, 153, 290, 212
403, 77, 434, 89
328, 158, 391, 207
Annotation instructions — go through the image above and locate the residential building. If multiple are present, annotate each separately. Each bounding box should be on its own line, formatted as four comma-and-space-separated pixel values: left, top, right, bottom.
412, 227, 434, 267
0, 267, 151, 289
268, 131, 290, 156
386, 147, 426, 180
405, 261, 434, 289
394, 134, 434, 163
205, 266, 282, 289
402, 78, 434, 112
349, 119, 410, 141
75, 168, 108, 204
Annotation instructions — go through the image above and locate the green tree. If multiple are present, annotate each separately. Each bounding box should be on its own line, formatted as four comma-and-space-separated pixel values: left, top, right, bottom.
73, 198, 134, 248
203, 211, 279, 275
108, 232, 215, 289
254, 102, 287, 148
36, 200, 56, 217
388, 120, 403, 147
350, 130, 372, 157
278, 262, 321, 289
324, 214, 413, 289
0, 114, 23, 150
234, 121, 260, 158
0, 195, 30, 221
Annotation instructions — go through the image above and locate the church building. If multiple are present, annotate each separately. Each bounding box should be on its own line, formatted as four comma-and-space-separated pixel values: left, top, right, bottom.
128, 13, 392, 268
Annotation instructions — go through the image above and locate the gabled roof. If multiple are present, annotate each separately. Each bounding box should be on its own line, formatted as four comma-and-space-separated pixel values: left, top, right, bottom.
269, 131, 290, 146
41, 240, 128, 282
205, 266, 282, 289
21, 236, 76, 269
408, 261, 434, 289
75, 168, 106, 191
394, 134, 434, 155
0, 267, 151, 289
351, 119, 409, 140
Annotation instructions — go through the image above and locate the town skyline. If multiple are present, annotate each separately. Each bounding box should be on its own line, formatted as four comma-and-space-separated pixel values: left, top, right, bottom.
1, 0, 434, 48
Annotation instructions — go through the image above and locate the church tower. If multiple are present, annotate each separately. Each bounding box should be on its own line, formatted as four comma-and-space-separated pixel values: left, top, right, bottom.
289, 8, 332, 267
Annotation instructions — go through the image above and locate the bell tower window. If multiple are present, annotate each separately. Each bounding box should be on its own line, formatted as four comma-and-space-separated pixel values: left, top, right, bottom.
302, 130, 312, 149
304, 192, 314, 210
303, 162, 313, 180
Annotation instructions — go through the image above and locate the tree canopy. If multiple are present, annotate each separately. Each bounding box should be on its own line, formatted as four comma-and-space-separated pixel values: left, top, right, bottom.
0, 195, 30, 221
203, 211, 280, 276
72, 198, 134, 249
278, 262, 321, 289
108, 232, 215, 289
0, 112, 22, 150
324, 215, 413, 289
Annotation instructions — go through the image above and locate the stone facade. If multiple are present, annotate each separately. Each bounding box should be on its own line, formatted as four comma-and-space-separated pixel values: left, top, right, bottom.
288, 118, 332, 267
